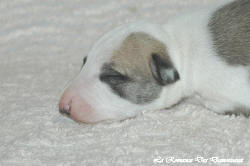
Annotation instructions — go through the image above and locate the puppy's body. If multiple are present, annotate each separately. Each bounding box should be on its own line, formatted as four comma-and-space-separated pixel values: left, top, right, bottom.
163, 0, 250, 114
59, 0, 250, 123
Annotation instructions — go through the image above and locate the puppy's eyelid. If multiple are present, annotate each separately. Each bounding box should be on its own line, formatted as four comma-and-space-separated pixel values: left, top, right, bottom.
100, 70, 130, 82
99, 64, 131, 83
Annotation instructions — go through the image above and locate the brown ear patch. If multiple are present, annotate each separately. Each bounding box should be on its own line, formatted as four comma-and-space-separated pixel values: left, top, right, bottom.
111, 32, 169, 79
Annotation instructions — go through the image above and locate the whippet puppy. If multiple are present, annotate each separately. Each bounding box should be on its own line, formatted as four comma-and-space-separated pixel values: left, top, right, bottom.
59, 0, 250, 123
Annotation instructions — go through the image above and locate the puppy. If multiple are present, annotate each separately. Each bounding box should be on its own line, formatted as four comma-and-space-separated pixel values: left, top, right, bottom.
59, 0, 250, 123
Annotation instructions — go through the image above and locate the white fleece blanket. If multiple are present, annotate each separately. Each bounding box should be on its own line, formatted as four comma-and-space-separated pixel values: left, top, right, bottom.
1, 0, 249, 165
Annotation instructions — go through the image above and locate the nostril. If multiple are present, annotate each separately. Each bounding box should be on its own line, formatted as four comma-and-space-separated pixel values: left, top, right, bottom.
59, 104, 71, 116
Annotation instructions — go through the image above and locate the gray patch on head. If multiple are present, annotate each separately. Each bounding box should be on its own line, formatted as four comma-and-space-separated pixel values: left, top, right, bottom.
100, 32, 172, 104
100, 63, 162, 104
209, 0, 250, 66
121, 76, 162, 104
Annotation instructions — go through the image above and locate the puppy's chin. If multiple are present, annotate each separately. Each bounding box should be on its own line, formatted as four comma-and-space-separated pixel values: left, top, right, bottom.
70, 110, 138, 124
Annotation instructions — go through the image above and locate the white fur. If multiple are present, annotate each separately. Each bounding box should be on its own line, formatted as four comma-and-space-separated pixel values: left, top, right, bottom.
70, 22, 172, 122
64, 0, 250, 123
162, 2, 250, 113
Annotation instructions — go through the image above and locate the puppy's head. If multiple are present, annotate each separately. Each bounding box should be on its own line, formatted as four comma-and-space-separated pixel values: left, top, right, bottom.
59, 22, 182, 123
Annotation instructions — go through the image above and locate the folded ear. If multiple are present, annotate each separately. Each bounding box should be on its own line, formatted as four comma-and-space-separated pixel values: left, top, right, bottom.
150, 53, 180, 86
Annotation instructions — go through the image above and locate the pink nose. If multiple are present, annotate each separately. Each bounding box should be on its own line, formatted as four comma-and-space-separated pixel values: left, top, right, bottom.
59, 89, 94, 123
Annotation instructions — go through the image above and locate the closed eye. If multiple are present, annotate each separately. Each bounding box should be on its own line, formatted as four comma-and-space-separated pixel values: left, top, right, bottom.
99, 64, 131, 84
100, 72, 129, 83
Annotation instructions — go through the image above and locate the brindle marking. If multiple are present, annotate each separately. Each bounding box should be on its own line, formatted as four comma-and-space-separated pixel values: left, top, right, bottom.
100, 32, 179, 104
209, 0, 250, 66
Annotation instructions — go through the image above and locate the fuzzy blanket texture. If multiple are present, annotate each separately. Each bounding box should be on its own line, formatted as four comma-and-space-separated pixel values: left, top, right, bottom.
1, 0, 249, 165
